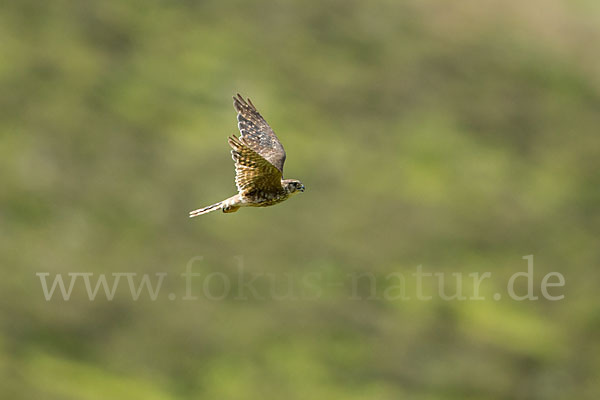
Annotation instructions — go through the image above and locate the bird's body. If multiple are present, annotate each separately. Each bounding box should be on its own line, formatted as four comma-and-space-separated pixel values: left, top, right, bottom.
189, 94, 304, 218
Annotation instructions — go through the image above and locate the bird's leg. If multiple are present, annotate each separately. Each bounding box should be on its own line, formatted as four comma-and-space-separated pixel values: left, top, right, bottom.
222, 194, 242, 213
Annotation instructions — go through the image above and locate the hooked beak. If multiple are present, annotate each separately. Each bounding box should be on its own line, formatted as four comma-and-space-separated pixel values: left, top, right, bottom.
299, 185, 305, 192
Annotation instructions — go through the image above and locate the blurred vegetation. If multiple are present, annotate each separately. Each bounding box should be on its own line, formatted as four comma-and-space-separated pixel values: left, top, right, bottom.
2, 0, 600, 399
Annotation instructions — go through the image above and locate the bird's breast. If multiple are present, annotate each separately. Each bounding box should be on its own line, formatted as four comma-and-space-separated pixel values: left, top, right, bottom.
243, 189, 289, 207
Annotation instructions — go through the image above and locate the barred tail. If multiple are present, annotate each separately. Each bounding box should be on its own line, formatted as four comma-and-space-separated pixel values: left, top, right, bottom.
189, 201, 223, 218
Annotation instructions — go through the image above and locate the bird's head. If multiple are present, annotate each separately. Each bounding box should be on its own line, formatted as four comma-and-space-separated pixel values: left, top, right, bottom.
283, 179, 305, 194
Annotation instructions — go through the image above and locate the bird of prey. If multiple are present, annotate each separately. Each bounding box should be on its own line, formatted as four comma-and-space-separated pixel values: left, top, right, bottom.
189, 94, 305, 217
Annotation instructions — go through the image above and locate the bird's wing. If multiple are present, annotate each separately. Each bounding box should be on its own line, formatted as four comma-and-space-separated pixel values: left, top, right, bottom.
233, 93, 287, 175
228, 135, 282, 194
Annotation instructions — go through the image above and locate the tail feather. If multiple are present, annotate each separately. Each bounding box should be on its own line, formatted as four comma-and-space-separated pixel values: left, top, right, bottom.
189, 202, 223, 218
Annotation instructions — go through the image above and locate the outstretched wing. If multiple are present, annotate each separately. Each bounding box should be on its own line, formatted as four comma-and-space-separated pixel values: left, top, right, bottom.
228, 135, 282, 195
233, 93, 286, 174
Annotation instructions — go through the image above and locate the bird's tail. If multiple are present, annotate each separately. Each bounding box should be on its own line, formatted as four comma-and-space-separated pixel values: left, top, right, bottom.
189, 201, 223, 218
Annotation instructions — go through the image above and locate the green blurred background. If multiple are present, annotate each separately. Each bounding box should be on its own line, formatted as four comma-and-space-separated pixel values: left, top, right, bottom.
2, 0, 600, 398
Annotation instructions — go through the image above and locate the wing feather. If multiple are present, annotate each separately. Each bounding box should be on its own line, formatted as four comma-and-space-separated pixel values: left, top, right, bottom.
228, 135, 282, 195
233, 94, 286, 174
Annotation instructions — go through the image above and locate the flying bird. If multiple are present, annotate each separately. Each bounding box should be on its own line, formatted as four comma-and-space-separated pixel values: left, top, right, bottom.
189, 94, 305, 217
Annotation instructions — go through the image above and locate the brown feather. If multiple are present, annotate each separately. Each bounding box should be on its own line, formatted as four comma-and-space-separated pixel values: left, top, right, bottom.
228, 135, 283, 197
232, 94, 287, 174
